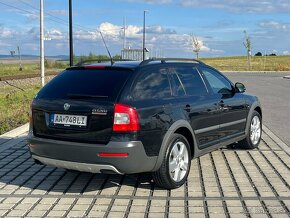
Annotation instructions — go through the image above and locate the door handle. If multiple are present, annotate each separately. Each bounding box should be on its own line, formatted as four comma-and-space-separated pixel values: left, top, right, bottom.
183, 104, 191, 112
219, 100, 230, 111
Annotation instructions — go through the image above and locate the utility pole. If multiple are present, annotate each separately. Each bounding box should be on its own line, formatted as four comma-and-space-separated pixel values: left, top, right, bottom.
40, 0, 45, 86
123, 17, 126, 49
69, 0, 73, 66
142, 10, 148, 61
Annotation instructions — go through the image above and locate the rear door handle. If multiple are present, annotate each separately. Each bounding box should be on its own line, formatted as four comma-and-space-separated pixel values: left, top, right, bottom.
184, 104, 191, 112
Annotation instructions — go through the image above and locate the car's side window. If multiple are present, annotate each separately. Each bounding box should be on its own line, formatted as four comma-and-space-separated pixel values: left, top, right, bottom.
168, 68, 186, 96
168, 66, 208, 96
133, 68, 172, 100
201, 67, 233, 95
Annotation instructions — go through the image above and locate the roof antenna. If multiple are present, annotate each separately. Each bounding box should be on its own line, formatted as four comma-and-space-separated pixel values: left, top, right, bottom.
99, 30, 114, 65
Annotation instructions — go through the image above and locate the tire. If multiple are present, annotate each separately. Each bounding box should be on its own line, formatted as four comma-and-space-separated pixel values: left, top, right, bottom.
153, 133, 191, 189
238, 111, 262, 149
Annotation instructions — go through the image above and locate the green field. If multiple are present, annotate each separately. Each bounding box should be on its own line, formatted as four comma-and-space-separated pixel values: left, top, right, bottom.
1, 56, 290, 78
201, 55, 290, 71
0, 61, 67, 77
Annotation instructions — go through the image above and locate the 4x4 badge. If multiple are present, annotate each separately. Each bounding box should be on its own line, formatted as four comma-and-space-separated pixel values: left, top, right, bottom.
64, 103, 70, 111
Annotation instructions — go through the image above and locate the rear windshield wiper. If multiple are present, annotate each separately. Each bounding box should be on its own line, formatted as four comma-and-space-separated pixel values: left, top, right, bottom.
67, 93, 108, 99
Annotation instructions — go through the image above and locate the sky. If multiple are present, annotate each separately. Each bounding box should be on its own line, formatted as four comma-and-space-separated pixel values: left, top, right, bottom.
0, 0, 290, 58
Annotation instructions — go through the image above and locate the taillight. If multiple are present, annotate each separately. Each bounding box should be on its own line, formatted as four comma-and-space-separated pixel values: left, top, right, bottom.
84, 66, 106, 69
113, 104, 140, 132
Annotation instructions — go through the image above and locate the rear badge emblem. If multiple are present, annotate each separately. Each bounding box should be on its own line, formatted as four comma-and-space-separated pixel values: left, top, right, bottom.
64, 103, 70, 111
92, 108, 107, 115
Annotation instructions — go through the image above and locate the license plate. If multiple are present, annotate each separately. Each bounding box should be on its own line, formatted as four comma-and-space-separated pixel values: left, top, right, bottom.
51, 114, 87, 127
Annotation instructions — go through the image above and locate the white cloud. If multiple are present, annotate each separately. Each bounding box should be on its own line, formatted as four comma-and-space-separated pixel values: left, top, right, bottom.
283, 51, 289, 55
0, 22, 224, 57
72, 22, 218, 56
185, 0, 290, 13
187, 36, 224, 54
48, 10, 68, 16
23, 13, 38, 22
74, 30, 101, 41
145, 26, 176, 34
99, 22, 123, 40
126, 0, 290, 13
0, 27, 14, 38
46, 29, 66, 40
127, 0, 173, 4
259, 21, 290, 31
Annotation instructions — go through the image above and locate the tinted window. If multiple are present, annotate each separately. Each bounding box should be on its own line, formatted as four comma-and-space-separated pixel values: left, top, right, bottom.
169, 67, 207, 96
36, 69, 131, 100
168, 69, 185, 96
201, 68, 233, 94
133, 68, 171, 100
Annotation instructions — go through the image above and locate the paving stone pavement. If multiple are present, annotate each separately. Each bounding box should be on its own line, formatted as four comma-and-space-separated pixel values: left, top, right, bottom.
0, 125, 289, 218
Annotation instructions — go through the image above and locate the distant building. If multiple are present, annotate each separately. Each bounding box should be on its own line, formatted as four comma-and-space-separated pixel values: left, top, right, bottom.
121, 48, 149, 61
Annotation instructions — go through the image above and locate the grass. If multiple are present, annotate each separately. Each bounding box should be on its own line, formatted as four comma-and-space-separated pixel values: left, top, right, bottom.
201, 55, 290, 71
1, 56, 290, 78
0, 84, 41, 135
0, 61, 68, 77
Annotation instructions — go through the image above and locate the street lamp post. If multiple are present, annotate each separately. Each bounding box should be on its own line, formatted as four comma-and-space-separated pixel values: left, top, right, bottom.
142, 10, 148, 61
40, 0, 45, 86
69, 0, 73, 66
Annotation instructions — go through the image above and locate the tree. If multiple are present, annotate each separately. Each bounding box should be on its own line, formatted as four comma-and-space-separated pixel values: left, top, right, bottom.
190, 34, 202, 59
113, 54, 122, 60
255, 52, 262, 56
243, 31, 252, 70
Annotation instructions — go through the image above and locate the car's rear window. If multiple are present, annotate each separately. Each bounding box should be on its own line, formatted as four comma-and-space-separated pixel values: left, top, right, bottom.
36, 69, 132, 100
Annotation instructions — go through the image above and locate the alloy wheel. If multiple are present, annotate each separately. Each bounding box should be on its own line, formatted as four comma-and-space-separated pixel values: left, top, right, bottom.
168, 141, 189, 182
250, 115, 261, 145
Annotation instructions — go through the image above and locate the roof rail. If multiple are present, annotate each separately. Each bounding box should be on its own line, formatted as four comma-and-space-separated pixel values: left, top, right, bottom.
139, 58, 205, 66
75, 59, 133, 67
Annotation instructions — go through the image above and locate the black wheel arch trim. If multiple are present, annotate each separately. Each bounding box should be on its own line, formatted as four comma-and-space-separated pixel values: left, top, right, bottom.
152, 120, 197, 171
245, 100, 262, 137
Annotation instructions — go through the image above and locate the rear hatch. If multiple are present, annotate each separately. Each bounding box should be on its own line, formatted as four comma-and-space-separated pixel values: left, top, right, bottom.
32, 67, 132, 144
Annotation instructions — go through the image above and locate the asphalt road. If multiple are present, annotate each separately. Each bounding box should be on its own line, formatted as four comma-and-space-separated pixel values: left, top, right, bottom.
225, 72, 290, 146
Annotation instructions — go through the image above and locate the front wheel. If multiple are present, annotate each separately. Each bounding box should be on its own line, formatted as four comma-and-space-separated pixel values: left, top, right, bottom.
238, 111, 262, 149
153, 133, 191, 189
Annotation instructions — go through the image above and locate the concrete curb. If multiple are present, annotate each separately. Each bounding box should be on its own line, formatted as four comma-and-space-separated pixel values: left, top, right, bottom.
0, 123, 29, 152
0, 123, 29, 138
262, 124, 290, 153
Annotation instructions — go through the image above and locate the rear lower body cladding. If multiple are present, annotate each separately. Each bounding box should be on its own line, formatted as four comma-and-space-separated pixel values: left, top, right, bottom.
32, 155, 123, 174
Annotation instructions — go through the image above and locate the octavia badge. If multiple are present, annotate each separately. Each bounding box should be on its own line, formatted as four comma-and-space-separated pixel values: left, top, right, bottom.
64, 103, 70, 111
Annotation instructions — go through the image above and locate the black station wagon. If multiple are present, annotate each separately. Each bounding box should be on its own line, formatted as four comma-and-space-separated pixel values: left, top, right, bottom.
28, 58, 262, 189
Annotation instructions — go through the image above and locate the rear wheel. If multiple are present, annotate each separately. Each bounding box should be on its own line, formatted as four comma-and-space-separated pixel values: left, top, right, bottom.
153, 133, 191, 189
238, 111, 262, 149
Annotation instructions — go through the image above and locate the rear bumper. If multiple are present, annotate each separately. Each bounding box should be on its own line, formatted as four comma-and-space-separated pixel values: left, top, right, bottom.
28, 132, 157, 174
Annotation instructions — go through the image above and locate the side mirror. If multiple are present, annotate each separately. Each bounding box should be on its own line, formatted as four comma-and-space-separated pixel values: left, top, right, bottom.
235, 82, 246, 93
